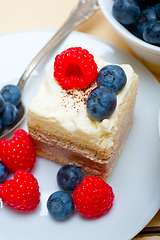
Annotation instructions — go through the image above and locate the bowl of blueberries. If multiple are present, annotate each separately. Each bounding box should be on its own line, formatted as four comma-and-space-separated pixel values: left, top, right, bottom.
98, 0, 160, 74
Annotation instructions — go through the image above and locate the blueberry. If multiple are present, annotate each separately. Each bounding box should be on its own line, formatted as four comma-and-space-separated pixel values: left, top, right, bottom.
97, 65, 127, 93
127, 23, 143, 39
47, 191, 74, 220
155, 3, 160, 19
1, 84, 21, 106
143, 21, 160, 45
0, 162, 9, 183
0, 119, 2, 132
135, 7, 158, 39
57, 165, 83, 192
86, 86, 117, 121
112, 0, 140, 25
0, 94, 5, 114
112, 0, 160, 45
1, 102, 18, 125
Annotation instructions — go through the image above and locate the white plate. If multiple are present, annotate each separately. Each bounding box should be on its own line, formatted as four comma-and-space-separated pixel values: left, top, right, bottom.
0, 29, 160, 240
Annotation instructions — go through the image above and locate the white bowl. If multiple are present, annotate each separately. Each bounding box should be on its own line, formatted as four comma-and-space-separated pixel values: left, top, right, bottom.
98, 0, 160, 74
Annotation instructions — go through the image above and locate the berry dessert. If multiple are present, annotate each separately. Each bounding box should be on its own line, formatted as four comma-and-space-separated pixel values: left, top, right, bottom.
27, 44, 138, 179
0, 169, 40, 212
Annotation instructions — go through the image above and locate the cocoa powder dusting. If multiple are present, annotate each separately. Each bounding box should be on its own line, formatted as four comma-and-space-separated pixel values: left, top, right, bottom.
60, 81, 97, 112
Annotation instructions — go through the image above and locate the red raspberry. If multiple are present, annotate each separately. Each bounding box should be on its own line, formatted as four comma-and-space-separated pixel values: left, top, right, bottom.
73, 176, 115, 218
54, 47, 98, 90
0, 170, 40, 212
0, 129, 36, 173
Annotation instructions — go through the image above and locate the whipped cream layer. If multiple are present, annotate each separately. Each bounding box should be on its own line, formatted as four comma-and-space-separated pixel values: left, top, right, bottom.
28, 46, 137, 148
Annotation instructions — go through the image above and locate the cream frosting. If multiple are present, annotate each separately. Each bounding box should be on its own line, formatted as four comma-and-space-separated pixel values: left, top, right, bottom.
28, 45, 137, 147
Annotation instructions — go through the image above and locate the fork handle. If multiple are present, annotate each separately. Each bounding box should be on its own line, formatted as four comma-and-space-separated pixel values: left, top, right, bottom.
17, 0, 99, 91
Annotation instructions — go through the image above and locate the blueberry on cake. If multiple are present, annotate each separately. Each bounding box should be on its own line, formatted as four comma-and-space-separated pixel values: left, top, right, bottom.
27, 44, 138, 179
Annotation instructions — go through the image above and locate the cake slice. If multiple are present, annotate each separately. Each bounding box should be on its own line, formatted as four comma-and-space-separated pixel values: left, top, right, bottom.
27, 44, 138, 179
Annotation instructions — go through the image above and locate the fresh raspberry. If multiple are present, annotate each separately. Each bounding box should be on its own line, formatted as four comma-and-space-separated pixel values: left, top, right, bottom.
0, 129, 36, 173
54, 47, 98, 90
73, 176, 115, 218
0, 170, 40, 212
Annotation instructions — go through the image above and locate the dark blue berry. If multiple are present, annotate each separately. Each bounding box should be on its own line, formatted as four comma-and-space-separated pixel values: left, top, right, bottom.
1, 102, 18, 125
135, 7, 158, 39
57, 165, 83, 192
0, 162, 9, 183
155, 3, 160, 19
143, 21, 160, 45
0, 119, 2, 132
0, 94, 5, 114
112, 0, 160, 46
0, 84, 21, 106
127, 23, 143, 39
47, 191, 74, 220
86, 86, 117, 121
97, 65, 127, 93
112, 0, 140, 25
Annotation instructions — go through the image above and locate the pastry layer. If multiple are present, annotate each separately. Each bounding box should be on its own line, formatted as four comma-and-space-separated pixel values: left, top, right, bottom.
28, 106, 134, 179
